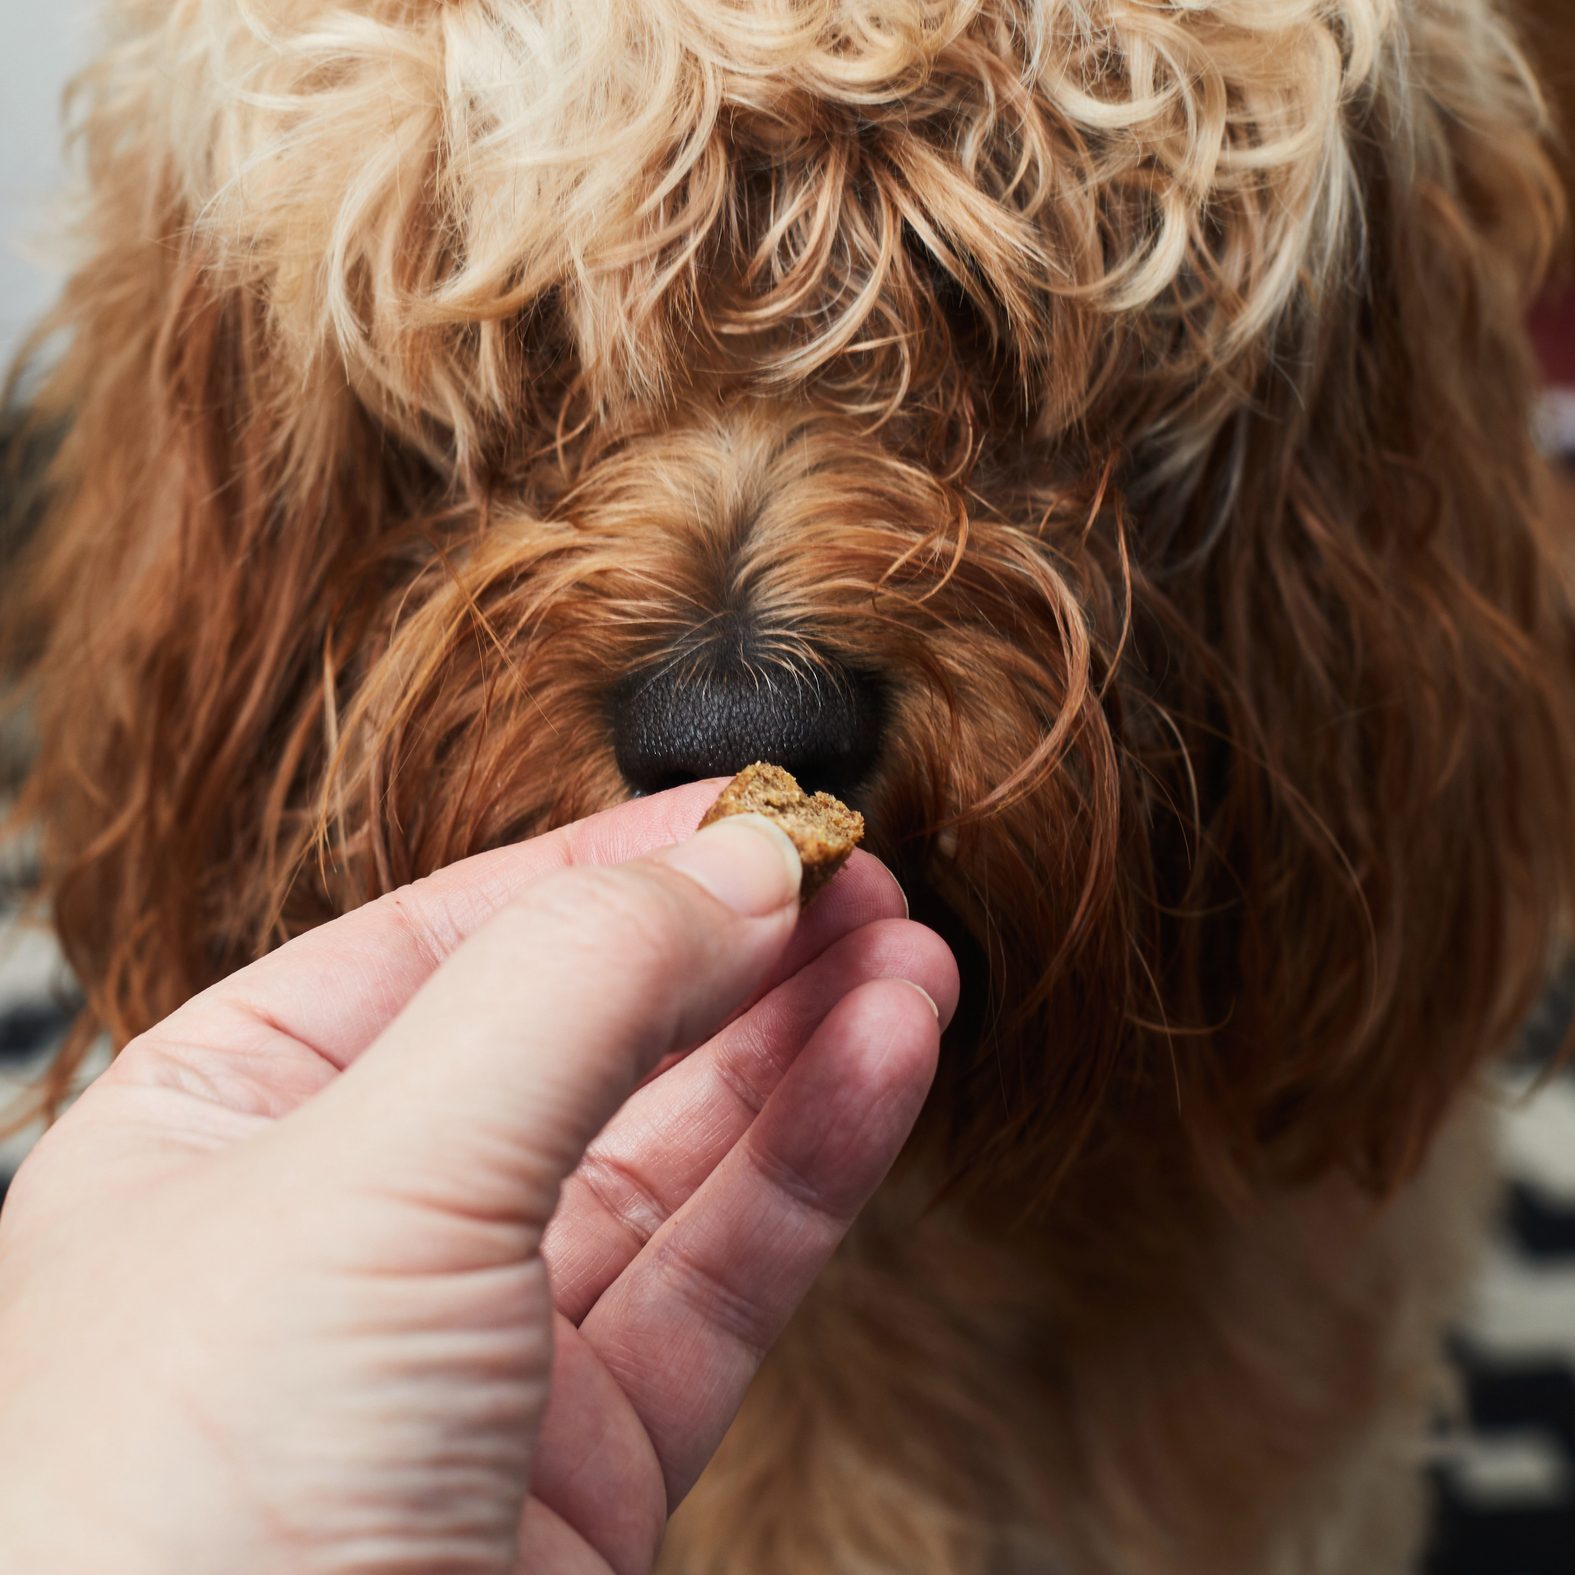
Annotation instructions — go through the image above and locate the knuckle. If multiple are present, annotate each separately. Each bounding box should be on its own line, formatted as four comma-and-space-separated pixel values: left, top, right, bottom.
651, 1232, 773, 1362
371, 885, 461, 972
574, 1145, 671, 1247
745, 1133, 845, 1226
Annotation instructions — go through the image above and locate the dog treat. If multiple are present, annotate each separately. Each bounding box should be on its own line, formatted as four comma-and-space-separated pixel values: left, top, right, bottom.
700, 762, 864, 903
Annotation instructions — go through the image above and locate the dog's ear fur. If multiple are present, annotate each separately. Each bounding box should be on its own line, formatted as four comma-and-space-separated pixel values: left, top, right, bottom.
920, 1, 1575, 1208
5, 85, 434, 1101
1115, 0, 1575, 1195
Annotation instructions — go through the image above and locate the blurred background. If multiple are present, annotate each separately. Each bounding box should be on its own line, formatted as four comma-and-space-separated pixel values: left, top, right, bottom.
0, 6, 84, 369
1, 4, 1573, 1571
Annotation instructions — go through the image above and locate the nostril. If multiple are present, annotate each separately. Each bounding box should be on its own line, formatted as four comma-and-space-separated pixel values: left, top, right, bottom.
611, 652, 886, 801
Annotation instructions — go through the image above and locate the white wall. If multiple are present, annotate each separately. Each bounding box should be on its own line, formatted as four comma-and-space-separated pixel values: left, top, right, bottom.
0, 4, 91, 370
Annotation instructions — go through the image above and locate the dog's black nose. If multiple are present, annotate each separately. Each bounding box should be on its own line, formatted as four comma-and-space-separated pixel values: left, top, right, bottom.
612, 650, 885, 800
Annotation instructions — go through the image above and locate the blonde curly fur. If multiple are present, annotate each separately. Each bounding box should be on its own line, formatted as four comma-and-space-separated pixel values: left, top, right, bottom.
75, 1, 1555, 468
8, 1, 1575, 1570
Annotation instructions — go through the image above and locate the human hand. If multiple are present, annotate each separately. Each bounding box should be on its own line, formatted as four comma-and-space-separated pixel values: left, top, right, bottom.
0, 783, 957, 1573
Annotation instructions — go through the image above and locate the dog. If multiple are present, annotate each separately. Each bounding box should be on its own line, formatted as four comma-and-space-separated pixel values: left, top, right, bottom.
8, 1, 1575, 1570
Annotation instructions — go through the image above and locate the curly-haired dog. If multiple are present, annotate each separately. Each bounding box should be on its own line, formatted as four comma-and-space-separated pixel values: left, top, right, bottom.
8, 1, 1575, 1570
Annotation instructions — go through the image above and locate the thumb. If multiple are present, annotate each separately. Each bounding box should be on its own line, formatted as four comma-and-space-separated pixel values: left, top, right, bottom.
273, 813, 804, 1244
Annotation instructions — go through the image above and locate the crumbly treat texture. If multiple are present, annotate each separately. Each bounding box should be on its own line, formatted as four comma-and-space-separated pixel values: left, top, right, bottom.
699, 762, 865, 904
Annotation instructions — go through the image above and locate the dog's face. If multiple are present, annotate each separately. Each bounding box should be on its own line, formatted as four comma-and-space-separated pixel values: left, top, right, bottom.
16, 0, 1575, 1205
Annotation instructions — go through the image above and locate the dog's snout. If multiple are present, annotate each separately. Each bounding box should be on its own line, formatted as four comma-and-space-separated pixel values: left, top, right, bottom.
612, 649, 886, 801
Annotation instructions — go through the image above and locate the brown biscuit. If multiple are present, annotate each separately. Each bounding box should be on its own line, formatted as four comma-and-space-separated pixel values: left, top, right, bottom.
699, 762, 865, 904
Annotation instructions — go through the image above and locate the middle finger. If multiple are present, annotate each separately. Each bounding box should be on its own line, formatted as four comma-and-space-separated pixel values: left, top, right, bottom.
543, 916, 958, 1322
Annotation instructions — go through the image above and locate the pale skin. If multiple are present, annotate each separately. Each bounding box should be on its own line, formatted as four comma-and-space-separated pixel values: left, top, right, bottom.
0, 781, 959, 1573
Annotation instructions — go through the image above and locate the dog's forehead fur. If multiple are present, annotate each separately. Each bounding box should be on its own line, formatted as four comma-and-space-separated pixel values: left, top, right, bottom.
106, 0, 1529, 483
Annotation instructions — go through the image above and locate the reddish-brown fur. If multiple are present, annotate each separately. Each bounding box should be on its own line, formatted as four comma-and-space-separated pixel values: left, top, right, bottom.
6, 1, 1575, 1568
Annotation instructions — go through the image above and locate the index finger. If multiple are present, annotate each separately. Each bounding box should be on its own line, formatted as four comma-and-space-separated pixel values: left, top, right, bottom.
144, 781, 898, 1074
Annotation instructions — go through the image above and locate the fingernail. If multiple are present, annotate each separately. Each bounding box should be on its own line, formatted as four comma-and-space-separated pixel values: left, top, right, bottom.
893, 865, 911, 921
663, 815, 803, 916
897, 979, 940, 1019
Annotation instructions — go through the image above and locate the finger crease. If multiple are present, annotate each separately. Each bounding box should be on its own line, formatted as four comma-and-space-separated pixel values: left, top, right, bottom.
655, 1234, 773, 1363
744, 1133, 852, 1230
575, 1149, 674, 1249
707, 1033, 780, 1118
